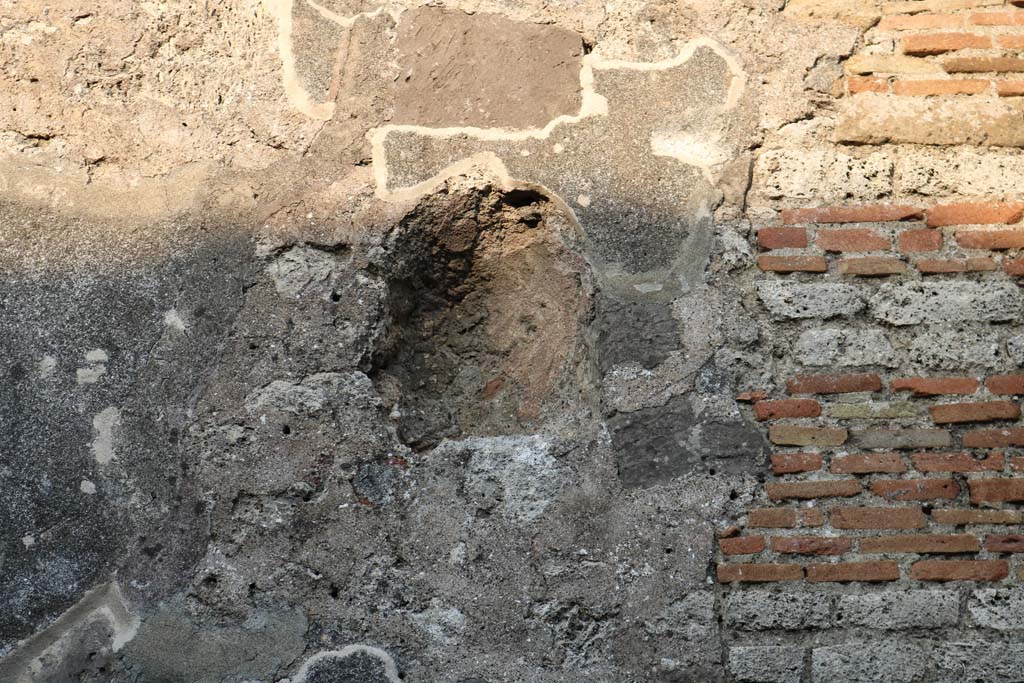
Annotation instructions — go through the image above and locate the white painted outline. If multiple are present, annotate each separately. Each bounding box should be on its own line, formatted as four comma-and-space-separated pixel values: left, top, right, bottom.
290, 645, 402, 682
367, 37, 747, 203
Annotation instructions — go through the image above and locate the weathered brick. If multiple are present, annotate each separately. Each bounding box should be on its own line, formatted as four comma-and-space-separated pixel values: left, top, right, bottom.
892, 376, 979, 396
717, 563, 803, 583
766, 480, 861, 500
903, 33, 991, 55
986, 374, 1024, 395
1004, 256, 1024, 274
985, 534, 1024, 552
881, 14, 964, 30
848, 75, 890, 94
771, 452, 823, 474
893, 78, 990, 95
998, 80, 1024, 97
968, 589, 1024, 630
836, 591, 960, 629
917, 257, 998, 273
769, 425, 848, 447
971, 10, 1024, 25
754, 399, 821, 421
721, 536, 766, 555
968, 477, 1024, 502
838, 257, 908, 276
845, 54, 944, 75
871, 478, 960, 501
927, 201, 1024, 226
787, 373, 882, 394
998, 35, 1024, 48
831, 452, 907, 473
758, 255, 828, 273
758, 226, 808, 250
807, 560, 900, 583
861, 534, 980, 553
964, 428, 1024, 447
771, 536, 853, 555
737, 390, 768, 402
828, 402, 918, 419
932, 508, 1023, 524
898, 229, 943, 252
956, 229, 1024, 249
852, 428, 952, 449
728, 646, 804, 683
831, 506, 927, 529
817, 228, 890, 252
782, 205, 922, 225
724, 591, 830, 630
748, 508, 825, 528
910, 559, 1009, 581
929, 400, 1021, 424
944, 56, 1024, 72
912, 451, 1005, 472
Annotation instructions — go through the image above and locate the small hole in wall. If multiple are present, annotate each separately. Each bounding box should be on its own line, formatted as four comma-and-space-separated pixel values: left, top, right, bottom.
330, 291, 341, 303
729, 489, 738, 501
708, 468, 717, 476
329, 584, 340, 599
664, 547, 673, 554
282, 424, 291, 435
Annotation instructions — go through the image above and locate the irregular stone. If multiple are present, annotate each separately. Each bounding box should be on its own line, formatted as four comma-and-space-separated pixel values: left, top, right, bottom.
869, 282, 1023, 326
1007, 335, 1024, 366
968, 589, 1024, 630
845, 54, 944, 75
724, 592, 831, 631
896, 148, 1024, 197
754, 148, 893, 200
794, 328, 897, 367
836, 591, 959, 630
728, 646, 804, 683
935, 642, 1024, 683
908, 327, 1002, 370
812, 640, 928, 683
757, 282, 866, 320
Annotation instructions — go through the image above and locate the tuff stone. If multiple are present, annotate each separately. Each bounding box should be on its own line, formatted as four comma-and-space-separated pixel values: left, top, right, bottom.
728, 646, 804, 683
724, 592, 832, 630
968, 589, 1024, 630
757, 282, 867, 320
793, 328, 897, 368
869, 282, 1023, 326
812, 640, 928, 683
835, 591, 960, 629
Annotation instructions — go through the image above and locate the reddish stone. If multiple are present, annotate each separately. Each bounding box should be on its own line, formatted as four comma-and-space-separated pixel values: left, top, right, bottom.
766, 480, 861, 500
912, 451, 1005, 472
720, 536, 766, 556
861, 534, 980, 554
831, 453, 906, 474
771, 536, 853, 555
927, 202, 1024, 227
929, 401, 1021, 424
771, 452, 823, 475
758, 227, 808, 250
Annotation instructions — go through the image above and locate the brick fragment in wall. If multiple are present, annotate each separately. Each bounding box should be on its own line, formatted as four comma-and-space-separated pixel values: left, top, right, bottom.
870, 478, 960, 500
790, 329, 897, 368
768, 425, 848, 446
754, 399, 821, 420
964, 428, 1024, 448
766, 479, 861, 499
808, 560, 900, 583
944, 57, 1024, 73
927, 201, 1024, 227
831, 507, 927, 529
898, 229, 942, 252
771, 452, 823, 474
727, 646, 804, 683
869, 282, 1023, 326
835, 591, 959, 630
758, 254, 828, 272
987, 374, 1024, 394
771, 536, 853, 555
968, 589, 1024, 630
902, 33, 992, 56
956, 230, 1024, 249
934, 642, 1024, 683
932, 509, 1023, 524
912, 451, 1005, 472
892, 376, 979, 396
908, 328, 1001, 370
753, 148, 894, 200
930, 400, 1021, 424
816, 228, 891, 251
787, 373, 882, 394
985, 534, 1024, 552
811, 640, 928, 683
723, 591, 831, 631
968, 477, 1024, 502
836, 93, 1024, 147
838, 256, 908, 276
748, 508, 825, 528
756, 282, 866, 320
782, 204, 921, 225
721, 536, 766, 555
860, 533, 980, 553
917, 257, 999, 274
831, 452, 906, 473
758, 226, 807, 249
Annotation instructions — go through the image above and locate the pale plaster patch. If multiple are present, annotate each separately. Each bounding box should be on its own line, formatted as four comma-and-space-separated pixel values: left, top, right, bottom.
288, 645, 402, 683
36, 355, 56, 378
77, 349, 108, 384
80, 480, 96, 495
163, 309, 187, 332
91, 407, 121, 465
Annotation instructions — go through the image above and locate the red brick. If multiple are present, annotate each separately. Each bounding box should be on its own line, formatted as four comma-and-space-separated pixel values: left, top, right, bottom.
985, 534, 1024, 552
986, 375, 1024, 395
754, 399, 821, 421
861, 534, 980, 554
766, 480, 861, 500
964, 428, 1024, 448
882, 14, 964, 30
956, 230, 1024, 249
716, 563, 803, 583
933, 509, 1024, 524
816, 228, 890, 252
771, 536, 853, 555
831, 453, 907, 474
736, 390, 768, 402
771, 452, 823, 475
892, 78, 990, 95
748, 508, 825, 528
848, 75, 890, 94
968, 478, 1024, 503
912, 451, 1005, 472
871, 478, 960, 501
910, 559, 1008, 581
927, 202, 1024, 227
831, 507, 927, 529
1012, 456, 1024, 471
944, 57, 1024, 72
999, 81, 1024, 97
917, 257, 998, 273
1004, 256, 1024, 274
899, 229, 943, 252
837, 257, 907, 276
757, 255, 828, 273
998, 35, 1024, 48
782, 205, 922, 225
930, 401, 1021, 424
892, 377, 979, 397
971, 11, 1024, 25
788, 373, 883, 395
720, 536, 766, 556
769, 425, 848, 447
758, 227, 807, 250
903, 33, 991, 55
807, 560, 900, 583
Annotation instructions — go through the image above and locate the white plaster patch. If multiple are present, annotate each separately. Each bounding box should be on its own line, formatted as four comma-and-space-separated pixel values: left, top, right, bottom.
576, 194, 591, 207
21, 535, 34, 548
163, 309, 187, 332
91, 407, 121, 465
288, 645, 402, 683
36, 355, 56, 378
650, 130, 731, 182
80, 480, 96, 495
77, 349, 108, 385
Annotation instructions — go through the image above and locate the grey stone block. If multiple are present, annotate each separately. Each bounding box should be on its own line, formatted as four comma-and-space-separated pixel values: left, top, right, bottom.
909, 327, 1001, 370
836, 591, 959, 630
729, 646, 805, 683
935, 642, 1024, 683
969, 589, 1024, 631
812, 640, 927, 683
725, 592, 831, 631
757, 282, 866, 321
870, 282, 1022, 326
794, 328, 896, 367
